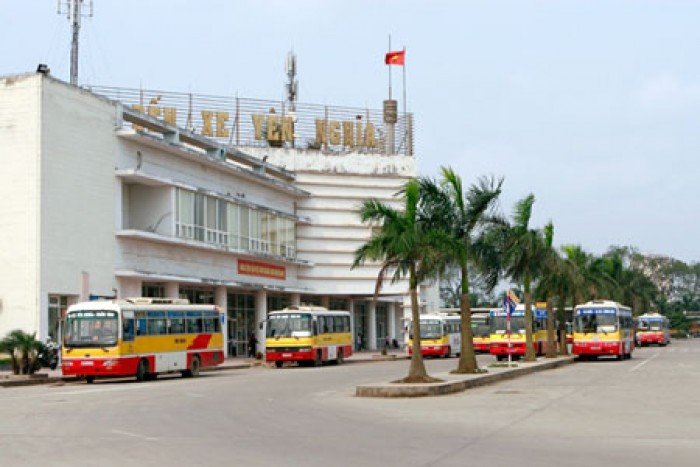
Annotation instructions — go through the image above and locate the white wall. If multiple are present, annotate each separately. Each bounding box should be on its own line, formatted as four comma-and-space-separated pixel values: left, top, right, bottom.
0, 74, 41, 335
128, 185, 173, 236
39, 77, 119, 337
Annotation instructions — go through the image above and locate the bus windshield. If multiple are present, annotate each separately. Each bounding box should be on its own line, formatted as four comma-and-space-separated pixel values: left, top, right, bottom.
490, 316, 526, 334
266, 313, 312, 338
409, 320, 443, 339
647, 320, 664, 331
64, 311, 119, 347
574, 314, 618, 333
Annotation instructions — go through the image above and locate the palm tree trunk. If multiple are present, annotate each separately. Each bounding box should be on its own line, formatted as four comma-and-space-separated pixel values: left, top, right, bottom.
524, 273, 536, 362
454, 263, 477, 373
407, 264, 428, 379
545, 297, 556, 358
557, 290, 569, 355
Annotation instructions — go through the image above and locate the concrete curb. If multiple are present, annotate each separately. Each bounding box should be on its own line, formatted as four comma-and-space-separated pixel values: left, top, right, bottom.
355, 357, 575, 398
0, 375, 65, 388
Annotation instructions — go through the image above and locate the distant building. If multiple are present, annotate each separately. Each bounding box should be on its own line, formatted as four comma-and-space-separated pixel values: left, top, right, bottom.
0, 72, 439, 354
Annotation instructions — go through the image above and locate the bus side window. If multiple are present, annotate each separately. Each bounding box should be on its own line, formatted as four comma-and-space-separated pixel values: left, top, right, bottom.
123, 318, 135, 342
137, 318, 147, 336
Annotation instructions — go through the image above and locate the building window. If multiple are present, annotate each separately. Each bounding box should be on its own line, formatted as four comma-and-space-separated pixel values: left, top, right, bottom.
48, 295, 69, 341
301, 295, 322, 306
174, 188, 295, 259
142, 283, 165, 298
329, 299, 348, 311
267, 295, 290, 312
179, 287, 214, 304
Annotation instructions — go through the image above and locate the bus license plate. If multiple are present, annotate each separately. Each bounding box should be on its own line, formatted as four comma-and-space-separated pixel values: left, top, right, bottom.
282, 353, 292, 357
81, 361, 94, 366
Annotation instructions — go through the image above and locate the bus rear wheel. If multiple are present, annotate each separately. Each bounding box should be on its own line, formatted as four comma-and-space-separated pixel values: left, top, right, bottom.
136, 359, 149, 382
182, 355, 201, 378
314, 351, 323, 367
337, 349, 344, 365
85, 376, 95, 384
275, 361, 283, 368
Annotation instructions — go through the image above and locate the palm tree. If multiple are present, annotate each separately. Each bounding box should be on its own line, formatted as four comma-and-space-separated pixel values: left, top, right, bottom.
0, 330, 42, 375
501, 194, 550, 362
353, 179, 447, 383
420, 169, 503, 374
533, 223, 561, 358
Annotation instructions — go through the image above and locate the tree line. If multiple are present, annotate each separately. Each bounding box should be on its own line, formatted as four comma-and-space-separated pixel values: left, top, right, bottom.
352, 167, 688, 383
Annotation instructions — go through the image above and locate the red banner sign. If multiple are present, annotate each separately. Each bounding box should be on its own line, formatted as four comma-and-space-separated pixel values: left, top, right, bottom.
237, 259, 286, 280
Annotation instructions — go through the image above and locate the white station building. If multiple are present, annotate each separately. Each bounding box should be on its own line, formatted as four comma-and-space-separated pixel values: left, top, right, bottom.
0, 71, 439, 355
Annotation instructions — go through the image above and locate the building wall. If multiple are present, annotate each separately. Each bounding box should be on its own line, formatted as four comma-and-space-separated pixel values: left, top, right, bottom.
127, 185, 173, 236
39, 77, 119, 337
0, 74, 42, 334
257, 148, 415, 297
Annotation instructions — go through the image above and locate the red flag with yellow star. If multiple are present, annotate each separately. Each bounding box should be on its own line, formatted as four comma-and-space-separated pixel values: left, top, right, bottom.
385, 50, 405, 66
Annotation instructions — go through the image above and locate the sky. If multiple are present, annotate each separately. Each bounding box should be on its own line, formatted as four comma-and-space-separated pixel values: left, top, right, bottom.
2, 1, 699, 263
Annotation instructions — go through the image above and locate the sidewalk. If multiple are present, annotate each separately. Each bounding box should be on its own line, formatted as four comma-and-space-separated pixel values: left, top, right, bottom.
356, 356, 576, 397
1, 350, 408, 387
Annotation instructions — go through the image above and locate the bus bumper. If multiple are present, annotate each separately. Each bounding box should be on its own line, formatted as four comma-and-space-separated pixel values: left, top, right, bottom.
637, 334, 665, 345
489, 342, 526, 356
61, 357, 139, 377
408, 345, 449, 357
473, 342, 490, 353
572, 341, 622, 355
266, 348, 315, 362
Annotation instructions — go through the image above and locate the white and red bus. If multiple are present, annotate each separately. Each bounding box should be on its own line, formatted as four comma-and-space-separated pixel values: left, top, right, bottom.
61, 298, 224, 383
635, 313, 670, 347
572, 300, 634, 360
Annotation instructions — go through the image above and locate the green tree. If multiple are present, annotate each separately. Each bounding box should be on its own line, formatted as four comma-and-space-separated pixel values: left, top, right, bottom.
420, 169, 503, 374
533, 223, 562, 358
501, 195, 551, 362
353, 179, 446, 382
0, 330, 43, 375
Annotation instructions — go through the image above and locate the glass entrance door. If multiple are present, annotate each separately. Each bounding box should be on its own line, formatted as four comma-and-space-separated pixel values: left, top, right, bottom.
227, 293, 255, 357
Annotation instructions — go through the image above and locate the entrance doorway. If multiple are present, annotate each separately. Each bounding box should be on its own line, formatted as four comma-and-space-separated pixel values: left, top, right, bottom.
227, 293, 255, 357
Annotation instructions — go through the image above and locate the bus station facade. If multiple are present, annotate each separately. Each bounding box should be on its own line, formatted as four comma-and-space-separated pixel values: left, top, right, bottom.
0, 72, 439, 356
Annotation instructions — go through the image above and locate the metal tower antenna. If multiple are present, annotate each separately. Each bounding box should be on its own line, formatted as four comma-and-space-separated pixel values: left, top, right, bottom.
57, 0, 94, 85
285, 50, 298, 112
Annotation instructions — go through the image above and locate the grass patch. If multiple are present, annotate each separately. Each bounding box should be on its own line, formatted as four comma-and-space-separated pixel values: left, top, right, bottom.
391, 375, 444, 384
449, 368, 488, 375
488, 362, 519, 368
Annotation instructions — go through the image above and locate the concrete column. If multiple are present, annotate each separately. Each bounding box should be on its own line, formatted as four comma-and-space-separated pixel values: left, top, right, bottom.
117, 278, 141, 299
215, 286, 228, 357
368, 301, 377, 350
320, 296, 330, 309
348, 299, 355, 350
255, 289, 268, 358
388, 302, 396, 341
290, 293, 301, 307
165, 282, 179, 299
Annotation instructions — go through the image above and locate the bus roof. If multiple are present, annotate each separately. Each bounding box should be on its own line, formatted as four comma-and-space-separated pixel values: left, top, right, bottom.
66, 300, 220, 313
268, 306, 350, 317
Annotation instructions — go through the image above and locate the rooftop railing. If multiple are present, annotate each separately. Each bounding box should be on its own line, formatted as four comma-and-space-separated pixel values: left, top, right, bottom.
88, 85, 414, 157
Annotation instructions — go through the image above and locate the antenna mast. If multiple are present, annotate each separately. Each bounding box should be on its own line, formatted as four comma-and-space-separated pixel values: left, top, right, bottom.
285, 50, 298, 112
57, 0, 94, 85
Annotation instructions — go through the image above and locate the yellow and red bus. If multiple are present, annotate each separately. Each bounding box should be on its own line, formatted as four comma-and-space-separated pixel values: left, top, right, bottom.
489, 305, 547, 360
635, 313, 670, 347
572, 300, 634, 360
61, 298, 224, 383
265, 306, 352, 367
407, 314, 461, 358
472, 312, 491, 353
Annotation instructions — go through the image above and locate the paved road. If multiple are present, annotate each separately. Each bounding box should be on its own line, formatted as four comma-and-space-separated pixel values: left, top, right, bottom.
1, 342, 699, 466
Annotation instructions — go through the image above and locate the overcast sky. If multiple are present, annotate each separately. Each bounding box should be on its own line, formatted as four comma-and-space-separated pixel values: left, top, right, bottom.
2, 1, 699, 262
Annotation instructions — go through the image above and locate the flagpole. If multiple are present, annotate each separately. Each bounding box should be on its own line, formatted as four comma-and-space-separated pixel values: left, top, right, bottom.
402, 46, 407, 151
507, 291, 512, 367
388, 34, 392, 100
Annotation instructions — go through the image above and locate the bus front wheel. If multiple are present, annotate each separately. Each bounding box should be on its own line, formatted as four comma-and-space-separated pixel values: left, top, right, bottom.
85, 376, 95, 384
314, 351, 323, 367
337, 349, 344, 365
275, 361, 283, 368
